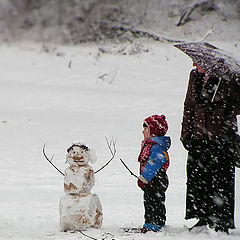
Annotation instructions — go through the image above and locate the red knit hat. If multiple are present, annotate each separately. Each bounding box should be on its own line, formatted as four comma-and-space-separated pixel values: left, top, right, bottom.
144, 114, 168, 136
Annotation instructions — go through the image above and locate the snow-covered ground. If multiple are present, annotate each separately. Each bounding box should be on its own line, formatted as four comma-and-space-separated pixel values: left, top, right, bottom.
0, 40, 239, 240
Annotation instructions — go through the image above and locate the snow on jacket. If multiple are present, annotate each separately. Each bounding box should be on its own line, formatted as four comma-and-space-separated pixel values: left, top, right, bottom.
138, 136, 171, 184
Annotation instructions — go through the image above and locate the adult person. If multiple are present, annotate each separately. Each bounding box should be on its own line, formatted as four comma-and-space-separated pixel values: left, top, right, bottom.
181, 62, 240, 233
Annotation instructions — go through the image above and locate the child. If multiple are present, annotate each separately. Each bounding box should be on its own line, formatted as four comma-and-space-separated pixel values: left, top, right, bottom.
137, 114, 171, 233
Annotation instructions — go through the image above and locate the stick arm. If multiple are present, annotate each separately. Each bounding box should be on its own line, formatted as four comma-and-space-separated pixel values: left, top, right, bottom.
42, 144, 65, 176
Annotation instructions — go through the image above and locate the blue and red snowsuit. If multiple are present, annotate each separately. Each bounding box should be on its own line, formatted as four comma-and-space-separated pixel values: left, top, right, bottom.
138, 136, 171, 231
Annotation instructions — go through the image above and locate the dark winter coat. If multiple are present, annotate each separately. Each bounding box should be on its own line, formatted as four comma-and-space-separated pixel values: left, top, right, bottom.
185, 141, 235, 230
181, 69, 240, 146
181, 68, 240, 230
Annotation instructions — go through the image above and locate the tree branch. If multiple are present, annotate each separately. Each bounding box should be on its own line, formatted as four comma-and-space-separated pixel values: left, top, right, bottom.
111, 26, 184, 43
176, 0, 226, 27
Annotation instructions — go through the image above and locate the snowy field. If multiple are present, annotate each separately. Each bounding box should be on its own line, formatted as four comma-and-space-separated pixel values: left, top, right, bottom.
0, 40, 240, 240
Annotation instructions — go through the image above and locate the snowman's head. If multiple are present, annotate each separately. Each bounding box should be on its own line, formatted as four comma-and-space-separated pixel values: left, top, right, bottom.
66, 143, 96, 166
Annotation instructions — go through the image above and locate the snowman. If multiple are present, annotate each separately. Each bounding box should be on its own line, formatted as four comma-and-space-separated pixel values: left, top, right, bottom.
59, 143, 103, 231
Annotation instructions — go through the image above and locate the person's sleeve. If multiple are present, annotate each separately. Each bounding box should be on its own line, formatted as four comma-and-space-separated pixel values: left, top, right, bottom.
181, 70, 195, 148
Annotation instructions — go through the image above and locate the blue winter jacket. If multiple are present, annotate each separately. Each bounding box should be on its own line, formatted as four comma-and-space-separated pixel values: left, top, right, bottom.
140, 136, 171, 183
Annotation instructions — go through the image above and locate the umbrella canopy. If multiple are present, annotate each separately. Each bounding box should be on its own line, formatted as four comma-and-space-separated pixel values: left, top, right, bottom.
174, 42, 240, 84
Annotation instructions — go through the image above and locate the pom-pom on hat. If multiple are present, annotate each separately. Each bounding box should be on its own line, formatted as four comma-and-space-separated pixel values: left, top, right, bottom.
144, 114, 168, 136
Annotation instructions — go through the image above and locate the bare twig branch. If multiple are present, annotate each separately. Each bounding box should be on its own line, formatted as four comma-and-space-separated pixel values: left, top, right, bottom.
79, 230, 98, 240
98, 73, 107, 80
80, 230, 114, 240
201, 29, 215, 41
119, 158, 138, 178
68, 60, 72, 69
108, 69, 117, 85
98, 69, 117, 84
42, 144, 65, 176
176, 5, 195, 27
138, 0, 149, 25
94, 137, 116, 174
176, 0, 225, 27
111, 26, 184, 43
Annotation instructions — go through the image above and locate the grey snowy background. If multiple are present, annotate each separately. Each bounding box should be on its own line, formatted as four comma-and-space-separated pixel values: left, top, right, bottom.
1, 1, 240, 240
0, 0, 240, 43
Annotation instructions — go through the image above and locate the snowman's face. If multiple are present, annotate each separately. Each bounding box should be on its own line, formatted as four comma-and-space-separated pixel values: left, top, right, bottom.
66, 146, 90, 166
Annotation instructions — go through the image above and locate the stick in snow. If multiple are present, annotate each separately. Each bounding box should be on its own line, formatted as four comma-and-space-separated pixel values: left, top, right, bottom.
79, 230, 98, 240
79, 230, 116, 240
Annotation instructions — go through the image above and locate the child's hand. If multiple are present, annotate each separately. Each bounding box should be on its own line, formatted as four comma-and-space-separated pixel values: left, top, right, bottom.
137, 178, 145, 190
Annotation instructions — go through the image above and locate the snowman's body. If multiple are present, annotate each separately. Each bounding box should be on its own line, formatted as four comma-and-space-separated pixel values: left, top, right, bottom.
59, 144, 103, 231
